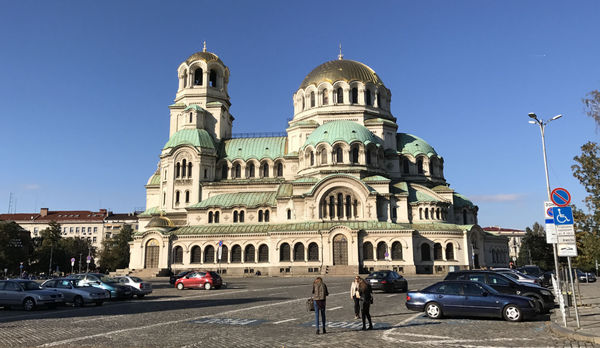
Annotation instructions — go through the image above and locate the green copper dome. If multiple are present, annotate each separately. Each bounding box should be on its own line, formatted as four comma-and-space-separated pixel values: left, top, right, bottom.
163, 129, 216, 150
303, 120, 382, 149
299, 59, 384, 90
396, 133, 439, 157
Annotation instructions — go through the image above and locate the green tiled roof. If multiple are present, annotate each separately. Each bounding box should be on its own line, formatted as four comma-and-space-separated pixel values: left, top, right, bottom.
163, 129, 216, 150
303, 120, 382, 149
172, 221, 470, 235
188, 191, 277, 209
292, 177, 319, 183
307, 174, 374, 196
139, 206, 161, 217
364, 118, 398, 128
221, 137, 287, 161
432, 185, 453, 193
408, 185, 441, 203
453, 193, 475, 207
184, 104, 206, 112
169, 103, 186, 108
276, 184, 293, 198
147, 173, 161, 186
397, 133, 438, 158
363, 175, 390, 183
392, 182, 409, 194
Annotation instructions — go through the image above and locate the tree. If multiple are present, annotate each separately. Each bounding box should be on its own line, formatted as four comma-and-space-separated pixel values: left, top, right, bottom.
582, 90, 600, 130
31, 221, 63, 274
0, 221, 32, 275
98, 224, 134, 272
516, 222, 555, 269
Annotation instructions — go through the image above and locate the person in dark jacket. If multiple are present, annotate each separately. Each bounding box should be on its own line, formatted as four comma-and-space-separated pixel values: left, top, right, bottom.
350, 276, 361, 319
358, 279, 373, 330
312, 277, 329, 334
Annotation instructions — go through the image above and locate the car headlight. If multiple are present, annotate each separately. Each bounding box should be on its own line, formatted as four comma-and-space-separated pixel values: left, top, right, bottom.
540, 290, 551, 296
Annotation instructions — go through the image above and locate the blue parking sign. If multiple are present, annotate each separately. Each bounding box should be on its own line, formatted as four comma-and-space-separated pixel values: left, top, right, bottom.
552, 206, 574, 226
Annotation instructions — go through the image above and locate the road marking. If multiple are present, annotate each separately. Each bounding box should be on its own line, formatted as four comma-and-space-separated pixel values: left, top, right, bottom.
386, 294, 399, 297
38, 290, 349, 347
268, 292, 286, 296
327, 306, 342, 311
273, 318, 297, 324
381, 311, 422, 342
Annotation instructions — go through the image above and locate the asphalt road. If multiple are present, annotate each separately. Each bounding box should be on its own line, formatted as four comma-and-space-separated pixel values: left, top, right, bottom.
0, 276, 594, 348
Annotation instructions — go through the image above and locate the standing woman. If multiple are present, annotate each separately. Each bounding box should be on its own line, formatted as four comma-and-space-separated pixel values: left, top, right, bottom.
358, 279, 373, 330
350, 276, 361, 319
312, 277, 329, 334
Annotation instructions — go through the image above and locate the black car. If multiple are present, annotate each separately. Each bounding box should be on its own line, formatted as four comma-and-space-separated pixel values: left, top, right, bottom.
575, 269, 596, 283
365, 270, 408, 292
169, 270, 194, 285
444, 270, 555, 313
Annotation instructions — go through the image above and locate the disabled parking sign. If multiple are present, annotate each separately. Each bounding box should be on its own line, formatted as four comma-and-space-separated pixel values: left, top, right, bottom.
552, 207, 573, 226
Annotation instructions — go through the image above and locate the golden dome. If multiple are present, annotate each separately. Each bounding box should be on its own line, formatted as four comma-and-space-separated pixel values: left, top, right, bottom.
299, 59, 384, 90
146, 216, 175, 228
185, 51, 223, 65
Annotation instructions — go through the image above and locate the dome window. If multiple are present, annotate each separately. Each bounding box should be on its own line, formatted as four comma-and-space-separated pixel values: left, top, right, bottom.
247, 163, 255, 178
175, 190, 180, 204
189, 112, 193, 123
176, 163, 181, 178
194, 68, 203, 86
188, 163, 192, 178
276, 163, 283, 177
310, 152, 315, 166
322, 90, 329, 105
365, 90, 372, 106
417, 158, 424, 174
234, 163, 241, 178
366, 150, 372, 165
310, 92, 315, 108
402, 158, 410, 174
185, 190, 190, 203
209, 69, 217, 87
335, 147, 343, 163
336, 88, 343, 104
351, 87, 358, 104
351, 147, 359, 164
182, 159, 187, 177
262, 163, 269, 177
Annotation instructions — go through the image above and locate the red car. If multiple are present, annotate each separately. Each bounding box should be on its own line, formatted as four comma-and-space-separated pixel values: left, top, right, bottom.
174, 271, 223, 290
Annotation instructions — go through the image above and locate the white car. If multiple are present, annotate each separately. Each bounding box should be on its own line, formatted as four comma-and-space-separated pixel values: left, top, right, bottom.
492, 268, 541, 285
41, 278, 107, 306
115, 276, 152, 298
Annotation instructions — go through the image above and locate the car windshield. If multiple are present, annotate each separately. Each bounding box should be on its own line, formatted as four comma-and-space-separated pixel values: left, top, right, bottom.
368, 271, 389, 279
99, 275, 117, 283
501, 272, 519, 280
177, 271, 189, 277
130, 277, 143, 282
19, 281, 42, 290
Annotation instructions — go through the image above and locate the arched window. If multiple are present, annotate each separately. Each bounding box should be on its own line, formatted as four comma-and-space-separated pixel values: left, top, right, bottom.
321, 150, 327, 164
308, 243, 319, 261
258, 244, 269, 262
173, 246, 183, 264
436, 209, 440, 220
376, 242, 387, 260
233, 211, 239, 223
175, 191, 180, 204
337, 193, 343, 218
417, 158, 424, 174
366, 150, 372, 165
182, 159, 187, 177
310, 151, 314, 166
221, 165, 228, 179
345, 195, 351, 218
194, 68, 203, 85
421, 243, 431, 261
434, 243, 443, 260
445, 243, 454, 260
244, 245, 255, 262
287, 209, 292, 220
209, 70, 217, 87
231, 245, 242, 263
188, 163, 192, 178
363, 242, 374, 260
280, 243, 290, 261
310, 91, 315, 107
258, 210, 263, 222
419, 208, 423, 220
365, 90, 372, 105
189, 112, 193, 123
293, 243, 304, 261
391, 241, 403, 260
424, 208, 429, 219
208, 211, 213, 223
328, 196, 335, 218
221, 245, 228, 262
191, 246, 201, 263
239, 211, 245, 222
214, 211, 220, 223
234, 163, 241, 178
402, 158, 410, 174
322, 89, 328, 105
336, 87, 343, 103
351, 147, 359, 164
182, 71, 187, 88
176, 163, 181, 178
276, 163, 283, 177
429, 161, 434, 176
335, 147, 343, 163
264, 210, 269, 222
351, 87, 358, 104
262, 163, 268, 177
185, 191, 190, 203
247, 163, 255, 178
204, 245, 215, 263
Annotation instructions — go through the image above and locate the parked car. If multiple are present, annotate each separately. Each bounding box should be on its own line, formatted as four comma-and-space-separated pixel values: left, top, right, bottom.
0, 280, 64, 311
491, 268, 541, 285
405, 280, 536, 322
175, 271, 223, 290
444, 270, 555, 313
115, 276, 153, 298
575, 270, 596, 283
41, 278, 107, 306
169, 270, 194, 285
365, 270, 408, 292
69, 273, 133, 299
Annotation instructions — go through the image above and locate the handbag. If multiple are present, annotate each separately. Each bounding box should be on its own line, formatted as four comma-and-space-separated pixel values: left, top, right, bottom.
306, 298, 315, 312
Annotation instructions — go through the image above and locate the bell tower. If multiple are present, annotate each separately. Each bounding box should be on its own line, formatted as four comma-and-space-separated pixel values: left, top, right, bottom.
169, 44, 233, 142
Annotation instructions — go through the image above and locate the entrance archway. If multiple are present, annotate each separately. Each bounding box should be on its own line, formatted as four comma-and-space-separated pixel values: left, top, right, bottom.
145, 239, 160, 268
332, 234, 348, 265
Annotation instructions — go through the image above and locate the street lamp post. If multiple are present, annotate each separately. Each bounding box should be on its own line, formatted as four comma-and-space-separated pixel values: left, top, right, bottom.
528, 112, 566, 326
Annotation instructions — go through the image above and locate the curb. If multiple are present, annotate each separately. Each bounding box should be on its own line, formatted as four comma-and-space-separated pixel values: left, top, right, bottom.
548, 321, 600, 344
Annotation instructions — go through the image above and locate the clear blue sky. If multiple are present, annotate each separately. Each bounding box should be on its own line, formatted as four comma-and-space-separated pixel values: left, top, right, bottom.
1, 1, 598, 229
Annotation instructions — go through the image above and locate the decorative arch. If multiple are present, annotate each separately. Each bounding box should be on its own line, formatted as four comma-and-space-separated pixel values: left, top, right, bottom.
307, 242, 319, 261
293, 242, 305, 261
391, 241, 403, 260
190, 245, 201, 263
363, 241, 374, 260
280, 242, 291, 262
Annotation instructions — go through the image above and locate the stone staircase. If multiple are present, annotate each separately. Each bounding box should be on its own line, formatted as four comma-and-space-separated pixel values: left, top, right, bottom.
322, 265, 358, 275
110, 268, 167, 278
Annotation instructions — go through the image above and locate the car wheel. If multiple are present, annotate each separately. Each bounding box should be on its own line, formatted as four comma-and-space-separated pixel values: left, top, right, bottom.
95, 301, 103, 306
503, 304, 522, 322
23, 298, 35, 311
137, 294, 145, 299
177, 283, 185, 290
73, 296, 84, 308
425, 302, 442, 319
204, 282, 212, 290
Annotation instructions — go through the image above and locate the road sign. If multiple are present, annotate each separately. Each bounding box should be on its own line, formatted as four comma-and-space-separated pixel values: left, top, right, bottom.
553, 207, 573, 226
552, 206, 578, 257
551, 188, 571, 207
558, 244, 578, 257
86, 255, 91, 264
544, 202, 557, 244
71, 257, 76, 262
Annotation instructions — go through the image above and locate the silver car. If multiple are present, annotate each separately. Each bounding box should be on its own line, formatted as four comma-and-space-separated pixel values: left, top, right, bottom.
0, 280, 64, 311
41, 278, 107, 307
493, 268, 541, 285
115, 276, 153, 298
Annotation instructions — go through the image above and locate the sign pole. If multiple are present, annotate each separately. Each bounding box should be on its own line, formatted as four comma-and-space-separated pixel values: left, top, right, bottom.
567, 256, 580, 328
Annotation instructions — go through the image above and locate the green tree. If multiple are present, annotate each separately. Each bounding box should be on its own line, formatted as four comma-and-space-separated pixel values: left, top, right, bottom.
0, 221, 32, 275
32, 221, 63, 274
582, 90, 600, 129
98, 224, 134, 272
517, 222, 555, 269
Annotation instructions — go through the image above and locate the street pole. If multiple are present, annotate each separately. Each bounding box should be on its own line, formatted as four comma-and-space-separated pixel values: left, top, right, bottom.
529, 112, 566, 327
48, 245, 53, 276
79, 253, 82, 273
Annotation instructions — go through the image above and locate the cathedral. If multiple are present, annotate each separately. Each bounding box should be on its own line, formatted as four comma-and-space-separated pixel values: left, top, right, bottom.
128, 47, 509, 276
